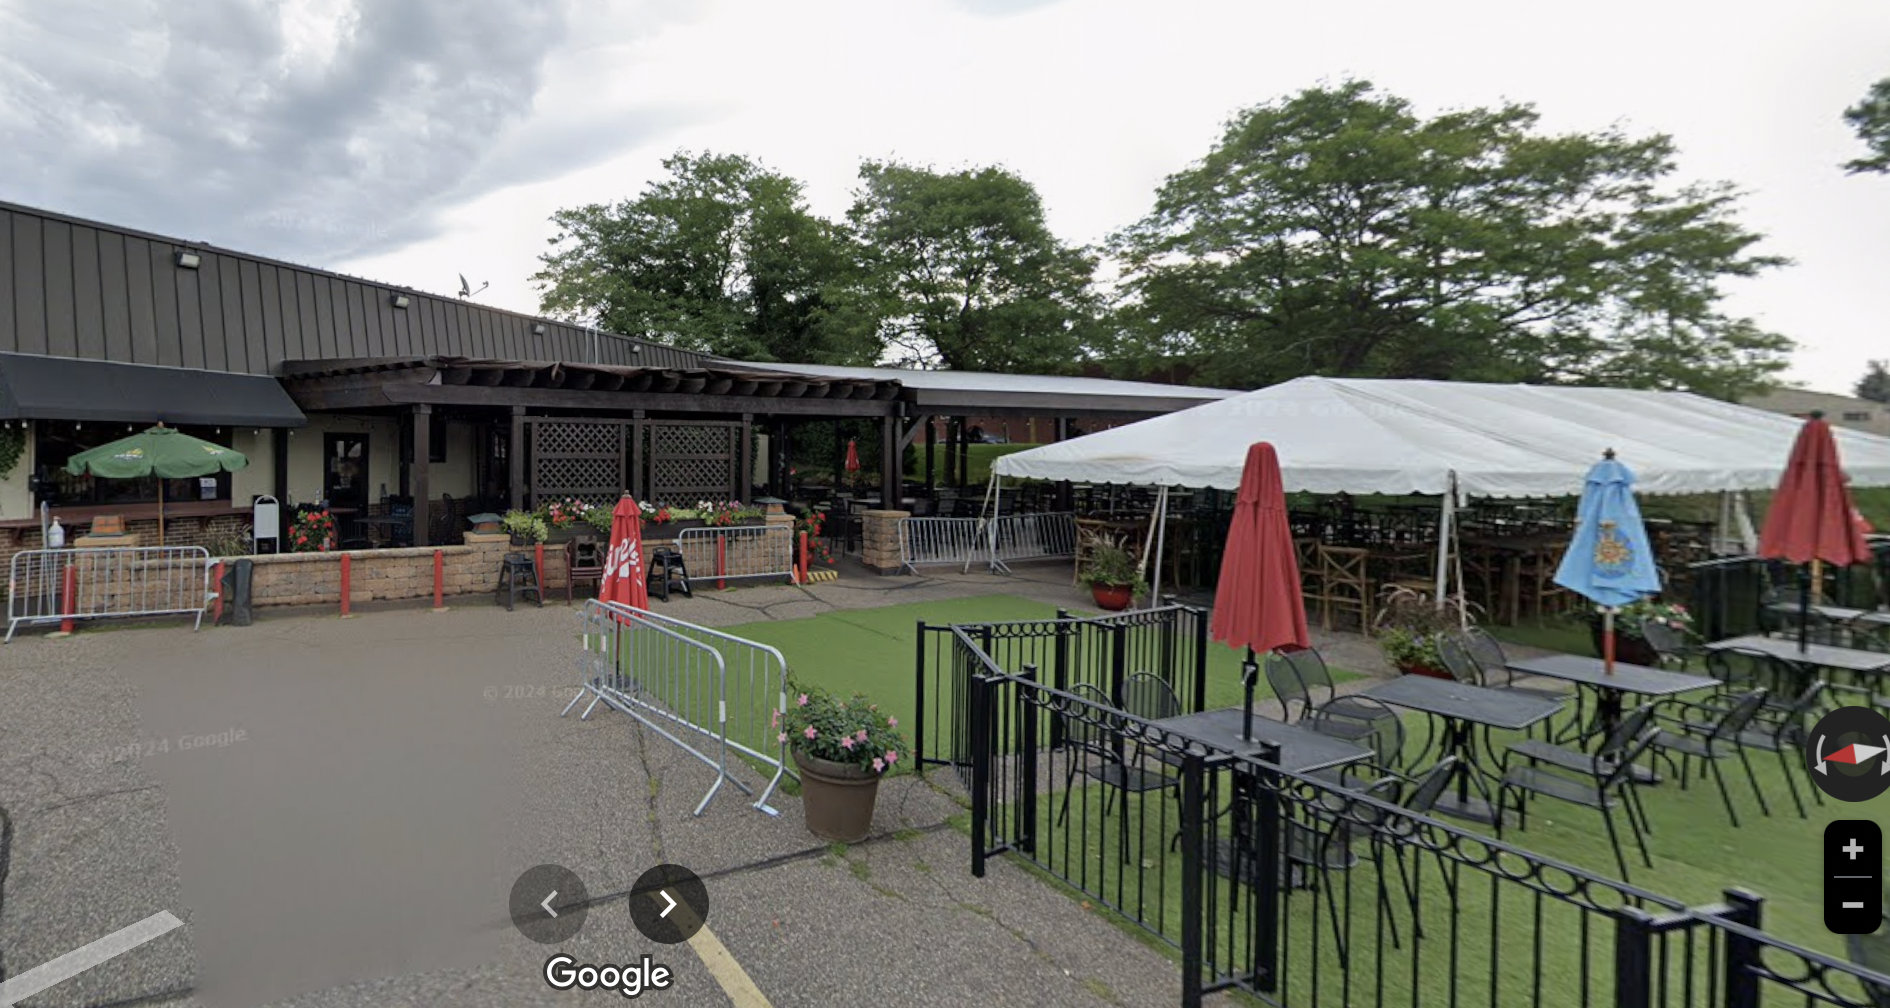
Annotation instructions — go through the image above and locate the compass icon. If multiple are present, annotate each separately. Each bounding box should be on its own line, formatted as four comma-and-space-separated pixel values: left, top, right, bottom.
1806, 706, 1890, 803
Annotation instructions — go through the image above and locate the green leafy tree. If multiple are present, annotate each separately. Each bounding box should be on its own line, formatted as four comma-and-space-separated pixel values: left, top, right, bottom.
1109, 81, 1792, 399
1844, 78, 1890, 175
533, 151, 879, 364
1857, 360, 1890, 403
847, 161, 1099, 372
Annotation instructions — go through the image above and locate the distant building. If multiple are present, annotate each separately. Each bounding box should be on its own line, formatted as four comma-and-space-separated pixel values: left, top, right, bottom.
1741, 388, 1890, 438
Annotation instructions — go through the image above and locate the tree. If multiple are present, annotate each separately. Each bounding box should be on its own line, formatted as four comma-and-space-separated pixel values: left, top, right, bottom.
533, 151, 879, 364
1108, 81, 1793, 399
847, 161, 1098, 372
1844, 78, 1890, 175
1858, 360, 1890, 403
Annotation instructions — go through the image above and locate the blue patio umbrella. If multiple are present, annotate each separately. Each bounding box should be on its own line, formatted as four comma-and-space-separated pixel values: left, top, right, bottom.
1554, 450, 1662, 672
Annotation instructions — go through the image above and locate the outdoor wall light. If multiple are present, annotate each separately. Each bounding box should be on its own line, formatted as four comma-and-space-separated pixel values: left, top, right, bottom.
631, 344, 642, 354
532, 323, 547, 335
174, 250, 202, 269
390, 294, 411, 309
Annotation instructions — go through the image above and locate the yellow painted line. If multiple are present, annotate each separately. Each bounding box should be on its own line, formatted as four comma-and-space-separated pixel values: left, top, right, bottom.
687, 923, 772, 1007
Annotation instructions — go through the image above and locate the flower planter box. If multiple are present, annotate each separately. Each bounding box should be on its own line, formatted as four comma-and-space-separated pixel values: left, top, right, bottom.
1586, 616, 1661, 667
1397, 661, 1454, 680
545, 525, 597, 545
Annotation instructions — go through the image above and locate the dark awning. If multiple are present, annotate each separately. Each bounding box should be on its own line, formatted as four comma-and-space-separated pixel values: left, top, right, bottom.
0, 353, 306, 427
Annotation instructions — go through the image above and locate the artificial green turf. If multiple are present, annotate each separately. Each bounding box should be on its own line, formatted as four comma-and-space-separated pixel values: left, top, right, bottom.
711, 595, 1357, 754
1009, 703, 1878, 1008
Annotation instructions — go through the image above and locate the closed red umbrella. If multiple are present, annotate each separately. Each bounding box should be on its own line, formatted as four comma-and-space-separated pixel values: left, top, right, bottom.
1210, 442, 1310, 741
1757, 412, 1870, 648
843, 438, 862, 486
599, 493, 649, 611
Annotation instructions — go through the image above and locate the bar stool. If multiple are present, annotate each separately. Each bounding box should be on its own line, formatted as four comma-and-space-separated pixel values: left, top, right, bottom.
1316, 545, 1372, 631
495, 552, 544, 611
648, 547, 694, 602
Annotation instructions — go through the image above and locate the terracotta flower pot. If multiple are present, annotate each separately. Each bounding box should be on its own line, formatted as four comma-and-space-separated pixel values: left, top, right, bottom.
794, 749, 882, 843
1090, 583, 1135, 611
1397, 661, 1454, 680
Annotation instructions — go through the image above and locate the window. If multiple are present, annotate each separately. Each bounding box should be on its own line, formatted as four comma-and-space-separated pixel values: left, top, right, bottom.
1843, 411, 1872, 422
34, 421, 233, 506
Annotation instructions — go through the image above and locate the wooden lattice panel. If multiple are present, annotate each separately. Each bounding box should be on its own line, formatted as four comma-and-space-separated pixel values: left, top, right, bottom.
649, 423, 739, 504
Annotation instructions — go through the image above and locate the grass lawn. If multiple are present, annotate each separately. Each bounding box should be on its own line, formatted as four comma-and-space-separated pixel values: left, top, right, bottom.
647, 594, 1358, 762
1010, 702, 1873, 1008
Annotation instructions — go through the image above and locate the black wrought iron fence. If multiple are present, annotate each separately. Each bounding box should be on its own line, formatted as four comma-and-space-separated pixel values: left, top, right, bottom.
912, 603, 1209, 775
961, 661, 1890, 1008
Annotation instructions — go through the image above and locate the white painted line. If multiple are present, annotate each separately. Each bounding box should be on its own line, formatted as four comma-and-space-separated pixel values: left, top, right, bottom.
0, 911, 184, 1007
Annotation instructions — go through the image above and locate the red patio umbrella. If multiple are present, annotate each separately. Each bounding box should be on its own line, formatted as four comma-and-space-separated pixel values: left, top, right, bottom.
843, 439, 862, 488
1210, 442, 1310, 742
1757, 412, 1870, 649
599, 493, 649, 611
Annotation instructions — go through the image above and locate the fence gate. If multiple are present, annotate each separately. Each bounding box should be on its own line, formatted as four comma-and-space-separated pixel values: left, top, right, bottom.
648, 422, 741, 504
527, 418, 640, 508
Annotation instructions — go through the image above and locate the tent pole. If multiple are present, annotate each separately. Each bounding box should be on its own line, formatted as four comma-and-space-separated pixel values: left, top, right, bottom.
1433, 471, 1457, 613
1148, 486, 1170, 610
969, 473, 1000, 574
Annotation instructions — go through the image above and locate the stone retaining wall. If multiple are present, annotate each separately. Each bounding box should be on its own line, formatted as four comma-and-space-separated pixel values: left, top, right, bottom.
243, 541, 570, 608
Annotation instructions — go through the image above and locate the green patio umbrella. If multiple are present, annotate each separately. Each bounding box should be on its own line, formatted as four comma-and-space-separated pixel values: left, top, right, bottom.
65, 424, 248, 545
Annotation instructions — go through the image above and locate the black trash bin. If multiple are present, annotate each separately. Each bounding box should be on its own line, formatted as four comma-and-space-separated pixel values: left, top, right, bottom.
221, 558, 255, 627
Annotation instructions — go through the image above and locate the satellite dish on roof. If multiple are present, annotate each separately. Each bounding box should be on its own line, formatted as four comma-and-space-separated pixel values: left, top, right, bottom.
457, 273, 488, 299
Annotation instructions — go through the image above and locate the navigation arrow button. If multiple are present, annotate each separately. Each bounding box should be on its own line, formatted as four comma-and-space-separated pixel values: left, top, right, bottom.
660, 890, 678, 918
541, 891, 559, 919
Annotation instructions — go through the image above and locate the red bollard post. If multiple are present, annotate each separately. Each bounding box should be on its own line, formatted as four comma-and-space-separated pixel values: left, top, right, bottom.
339, 552, 352, 618
716, 536, 726, 590
799, 530, 809, 583
211, 561, 224, 625
433, 549, 444, 608
59, 563, 77, 635
534, 543, 545, 597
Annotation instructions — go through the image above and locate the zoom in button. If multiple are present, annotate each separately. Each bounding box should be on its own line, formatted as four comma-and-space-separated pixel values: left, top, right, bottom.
1826, 821, 1883, 935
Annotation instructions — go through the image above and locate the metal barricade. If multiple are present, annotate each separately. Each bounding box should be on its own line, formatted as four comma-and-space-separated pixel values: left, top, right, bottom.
562, 600, 793, 816
898, 516, 984, 574
675, 525, 793, 585
6, 546, 216, 642
986, 512, 1077, 574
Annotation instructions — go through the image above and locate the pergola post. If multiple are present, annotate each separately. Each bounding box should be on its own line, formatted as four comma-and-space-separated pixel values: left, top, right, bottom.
739, 412, 755, 502
1054, 417, 1073, 511
880, 413, 900, 507
924, 416, 937, 495
768, 418, 788, 498
508, 406, 525, 511
411, 404, 432, 547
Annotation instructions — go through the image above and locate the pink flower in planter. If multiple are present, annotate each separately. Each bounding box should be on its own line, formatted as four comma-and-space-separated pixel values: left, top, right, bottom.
855, 729, 868, 742
840, 735, 855, 750
887, 717, 897, 727
872, 757, 884, 773
797, 693, 809, 707
770, 709, 779, 727
803, 726, 818, 740
884, 750, 898, 765
777, 732, 787, 744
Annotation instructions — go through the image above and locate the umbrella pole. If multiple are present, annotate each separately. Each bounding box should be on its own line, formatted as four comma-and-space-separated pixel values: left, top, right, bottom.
1602, 606, 1615, 675
158, 479, 166, 546
1810, 558, 1823, 604
1798, 565, 1812, 652
1241, 648, 1257, 743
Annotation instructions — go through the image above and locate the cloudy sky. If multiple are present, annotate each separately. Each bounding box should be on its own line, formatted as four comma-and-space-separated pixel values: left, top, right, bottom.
3, 0, 1886, 392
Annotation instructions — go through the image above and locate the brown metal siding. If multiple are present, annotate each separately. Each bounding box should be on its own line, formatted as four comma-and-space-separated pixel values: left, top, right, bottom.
99, 231, 131, 363
0, 203, 708, 374
12, 214, 46, 355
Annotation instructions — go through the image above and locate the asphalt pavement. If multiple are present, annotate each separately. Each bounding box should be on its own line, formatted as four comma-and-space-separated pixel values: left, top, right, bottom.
0, 564, 1297, 1008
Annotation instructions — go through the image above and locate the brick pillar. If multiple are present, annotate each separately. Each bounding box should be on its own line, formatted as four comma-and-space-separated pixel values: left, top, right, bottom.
862, 509, 909, 575
759, 497, 793, 580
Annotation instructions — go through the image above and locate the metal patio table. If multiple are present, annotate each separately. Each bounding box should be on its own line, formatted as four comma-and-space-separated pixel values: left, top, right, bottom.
1507, 653, 1720, 739
1765, 602, 1890, 628
1147, 707, 1375, 776
1702, 635, 1890, 674
1357, 676, 1564, 826
1145, 707, 1374, 885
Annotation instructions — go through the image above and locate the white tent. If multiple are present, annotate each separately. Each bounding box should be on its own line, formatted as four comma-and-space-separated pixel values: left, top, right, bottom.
992, 377, 1890, 608
994, 377, 1890, 496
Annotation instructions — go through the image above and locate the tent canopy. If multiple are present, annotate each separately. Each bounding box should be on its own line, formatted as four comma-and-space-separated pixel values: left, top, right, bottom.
993, 377, 1890, 499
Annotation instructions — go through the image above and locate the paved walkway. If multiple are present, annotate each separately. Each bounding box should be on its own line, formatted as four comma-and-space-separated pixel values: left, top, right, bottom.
0, 560, 1558, 1008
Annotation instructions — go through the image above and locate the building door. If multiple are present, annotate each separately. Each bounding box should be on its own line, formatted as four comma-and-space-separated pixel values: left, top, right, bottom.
323, 434, 369, 537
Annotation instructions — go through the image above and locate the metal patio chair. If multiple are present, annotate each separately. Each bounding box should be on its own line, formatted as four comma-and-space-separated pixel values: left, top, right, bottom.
1701, 680, 1827, 819
1460, 628, 1564, 701
1505, 701, 1673, 809
1637, 617, 1701, 670
1056, 683, 1177, 863
1497, 726, 1662, 881
1122, 672, 1187, 770
1288, 756, 1460, 966
1266, 647, 1400, 744
1645, 688, 1771, 828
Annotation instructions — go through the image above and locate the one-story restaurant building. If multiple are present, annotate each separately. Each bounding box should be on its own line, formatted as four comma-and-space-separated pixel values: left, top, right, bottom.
0, 199, 1230, 554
